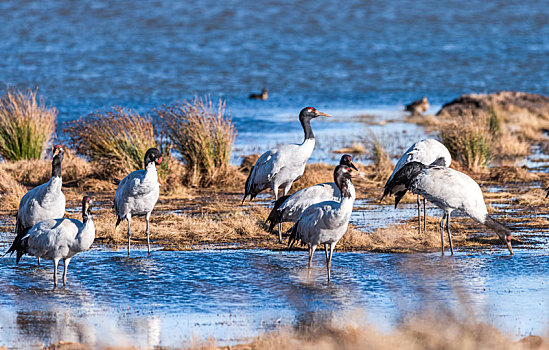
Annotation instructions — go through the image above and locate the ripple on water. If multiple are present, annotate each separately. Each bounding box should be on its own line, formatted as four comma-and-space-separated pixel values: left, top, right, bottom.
0, 249, 547, 347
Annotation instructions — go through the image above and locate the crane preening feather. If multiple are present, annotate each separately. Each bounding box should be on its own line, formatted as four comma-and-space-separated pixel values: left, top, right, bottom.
17, 196, 95, 288
383, 161, 513, 256
6, 145, 66, 265
265, 154, 357, 243
242, 107, 332, 205
114, 148, 162, 256
288, 164, 356, 282
382, 139, 451, 235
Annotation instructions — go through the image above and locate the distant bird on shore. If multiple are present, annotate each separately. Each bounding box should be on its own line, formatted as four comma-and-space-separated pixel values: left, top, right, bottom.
114, 148, 162, 256
265, 154, 357, 243
249, 89, 268, 100
405, 96, 429, 116
17, 196, 95, 288
382, 139, 451, 235
288, 164, 356, 282
242, 107, 332, 208
6, 145, 66, 265
384, 162, 513, 256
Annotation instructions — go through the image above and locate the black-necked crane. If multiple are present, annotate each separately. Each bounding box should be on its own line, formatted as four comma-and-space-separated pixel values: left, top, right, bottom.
288, 164, 356, 282
384, 161, 513, 256
265, 154, 357, 242
382, 139, 451, 235
16, 196, 95, 288
114, 148, 162, 256
405, 96, 429, 116
6, 145, 66, 265
242, 107, 332, 238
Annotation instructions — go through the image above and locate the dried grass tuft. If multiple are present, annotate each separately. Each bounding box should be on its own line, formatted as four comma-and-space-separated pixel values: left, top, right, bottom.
0, 167, 27, 210
0, 88, 56, 161
66, 107, 161, 179
157, 97, 236, 187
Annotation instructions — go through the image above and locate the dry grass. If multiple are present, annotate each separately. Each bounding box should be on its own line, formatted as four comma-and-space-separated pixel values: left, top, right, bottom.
66, 107, 161, 179
0, 88, 56, 160
0, 167, 27, 210
333, 143, 367, 155
363, 132, 393, 181
193, 313, 546, 350
157, 97, 236, 187
440, 110, 493, 172
0, 148, 93, 186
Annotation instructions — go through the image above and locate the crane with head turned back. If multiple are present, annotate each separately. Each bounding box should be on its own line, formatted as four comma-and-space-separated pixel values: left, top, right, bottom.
114, 148, 163, 257
265, 154, 357, 243
382, 139, 451, 235
6, 145, 66, 266
384, 161, 513, 256
288, 164, 356, 282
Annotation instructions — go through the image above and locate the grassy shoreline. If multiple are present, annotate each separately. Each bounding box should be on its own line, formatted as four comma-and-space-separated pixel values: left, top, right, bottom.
1, 159, 547, 254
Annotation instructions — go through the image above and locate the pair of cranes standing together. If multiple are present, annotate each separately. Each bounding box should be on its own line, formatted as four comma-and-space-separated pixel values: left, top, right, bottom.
5, 106, 514, 286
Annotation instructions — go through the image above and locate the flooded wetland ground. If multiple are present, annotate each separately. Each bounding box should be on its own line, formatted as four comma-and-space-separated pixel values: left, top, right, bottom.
1, 0, 549, 349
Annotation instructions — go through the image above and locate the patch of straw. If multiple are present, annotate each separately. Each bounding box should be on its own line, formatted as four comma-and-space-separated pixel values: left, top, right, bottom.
157, 97, 236, 187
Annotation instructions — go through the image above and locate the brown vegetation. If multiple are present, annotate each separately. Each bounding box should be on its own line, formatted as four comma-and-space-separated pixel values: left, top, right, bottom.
157, 97, 236, 187
0, 88, 56, 161
193, 313, 547, 350
66, 107, 161, 179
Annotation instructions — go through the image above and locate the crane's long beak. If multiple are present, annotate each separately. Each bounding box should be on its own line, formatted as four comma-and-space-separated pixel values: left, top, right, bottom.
316, 111, 332, 117
349, 161, 358, 171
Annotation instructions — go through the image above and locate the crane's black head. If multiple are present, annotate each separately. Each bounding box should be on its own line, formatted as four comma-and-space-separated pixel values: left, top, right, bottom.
82, 196, 93, 220
144, 148, 163, 168
339, 154, 358, 171
299, 107, 332, 121
51, 145, 64, 178
334, 164, 354, 198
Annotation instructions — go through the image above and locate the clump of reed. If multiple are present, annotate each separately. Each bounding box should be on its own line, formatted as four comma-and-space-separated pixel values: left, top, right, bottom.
363, 131, 393, 181
439, 105, 530, 172
66, 107, 162, 179
0, 88, 56, 161
157, 97, 236, 187
439, 110, 493, 172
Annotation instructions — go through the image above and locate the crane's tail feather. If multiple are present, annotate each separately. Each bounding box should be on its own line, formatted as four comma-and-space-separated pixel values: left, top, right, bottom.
484, 215, 513, 255
6, 226, 31, 264
242, 166, 255, 204
381, 162, 425, 207
288, 222, 299, 248
265, 195, 290, 233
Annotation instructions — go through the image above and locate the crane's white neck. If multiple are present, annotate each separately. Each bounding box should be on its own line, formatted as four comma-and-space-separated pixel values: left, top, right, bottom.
75, 218, 95, 252
144, 162, 159, 181
48, 176, 63, 193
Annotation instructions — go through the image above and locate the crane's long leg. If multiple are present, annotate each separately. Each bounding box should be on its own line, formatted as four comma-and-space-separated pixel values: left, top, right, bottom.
446, 214, 454, 255
127, 214, 132, 257
273, 187, 284, 244
440, 213, 446, 256
62, 258, 71, 287
37, 257, 41, 266
146, 212, 151, 256
417, 195, 422, 236
327, 242, 336, 283
324, 244, 329, 263
53, 258, 59, 289
307, 244, 317, 281
423, 198, 427, 233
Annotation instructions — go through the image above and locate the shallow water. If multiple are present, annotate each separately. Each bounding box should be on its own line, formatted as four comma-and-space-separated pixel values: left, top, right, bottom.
0, 246, 547, 348
2, 0, 548, 162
